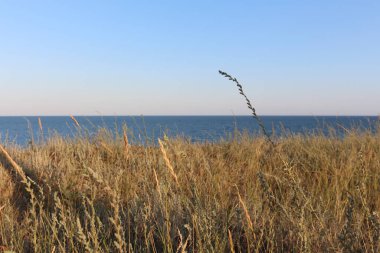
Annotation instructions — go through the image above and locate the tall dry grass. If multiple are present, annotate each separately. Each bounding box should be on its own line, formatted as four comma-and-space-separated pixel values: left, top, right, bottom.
0, 125, 379, 252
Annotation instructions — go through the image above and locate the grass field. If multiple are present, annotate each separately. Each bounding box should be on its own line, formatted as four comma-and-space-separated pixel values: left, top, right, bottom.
0, 125, 380, 252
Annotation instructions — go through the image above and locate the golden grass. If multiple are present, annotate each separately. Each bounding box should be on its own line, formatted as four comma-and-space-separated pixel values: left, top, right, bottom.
38, 117, 43, 132
158, 138, 179, 184
0, 127, 379, 252
70, 115, 81, 128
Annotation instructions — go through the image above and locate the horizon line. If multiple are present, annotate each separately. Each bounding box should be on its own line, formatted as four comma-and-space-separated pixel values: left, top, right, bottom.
0, 114, 378, 117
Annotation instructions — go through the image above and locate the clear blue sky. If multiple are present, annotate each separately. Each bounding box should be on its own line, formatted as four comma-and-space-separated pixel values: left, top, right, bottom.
0, 1, 379, 116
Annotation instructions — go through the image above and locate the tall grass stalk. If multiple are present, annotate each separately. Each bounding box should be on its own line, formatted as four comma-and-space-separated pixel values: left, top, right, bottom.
219, 70, 274, 146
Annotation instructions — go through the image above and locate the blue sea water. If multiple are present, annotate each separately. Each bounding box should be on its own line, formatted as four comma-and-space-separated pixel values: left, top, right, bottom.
0, 116, 378, 146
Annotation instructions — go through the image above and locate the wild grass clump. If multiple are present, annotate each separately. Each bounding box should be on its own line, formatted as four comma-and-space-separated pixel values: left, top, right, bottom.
0, 125, 379, 252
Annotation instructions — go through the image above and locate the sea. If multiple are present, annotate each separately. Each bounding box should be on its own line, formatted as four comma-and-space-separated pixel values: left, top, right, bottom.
0, 116, 378, 146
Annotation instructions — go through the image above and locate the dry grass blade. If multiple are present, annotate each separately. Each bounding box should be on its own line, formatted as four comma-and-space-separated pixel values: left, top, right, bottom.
237, 188, 254, 235
158, 138, 179, 184
0, 144, 27, 182
70, 115, 81, 128
84, 165, 114, 196
228, 229, 236, 253
100, 141, 114, 155
153, 167, 162, 199
38, 117, 43, 132
123, 129, 129, 157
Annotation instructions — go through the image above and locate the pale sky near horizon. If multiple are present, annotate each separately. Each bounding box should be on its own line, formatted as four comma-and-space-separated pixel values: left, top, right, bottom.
0, 1, 379, 116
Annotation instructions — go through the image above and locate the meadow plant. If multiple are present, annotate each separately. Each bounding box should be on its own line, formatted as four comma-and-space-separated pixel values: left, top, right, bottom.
0, 126, 379, 252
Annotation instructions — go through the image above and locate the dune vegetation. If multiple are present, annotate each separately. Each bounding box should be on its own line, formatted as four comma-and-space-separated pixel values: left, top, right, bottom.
0, 123, 379, 252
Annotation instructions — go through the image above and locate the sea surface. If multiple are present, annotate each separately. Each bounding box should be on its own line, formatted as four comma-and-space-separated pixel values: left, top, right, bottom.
0, 116, 378, 146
